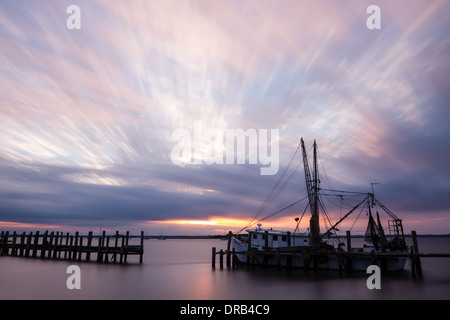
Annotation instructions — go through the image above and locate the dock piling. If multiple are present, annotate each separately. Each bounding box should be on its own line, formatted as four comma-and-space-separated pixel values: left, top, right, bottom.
0, 230, 144, 264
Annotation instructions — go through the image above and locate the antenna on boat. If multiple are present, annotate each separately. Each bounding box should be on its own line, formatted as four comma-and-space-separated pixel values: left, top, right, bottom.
370, 182, 380, 206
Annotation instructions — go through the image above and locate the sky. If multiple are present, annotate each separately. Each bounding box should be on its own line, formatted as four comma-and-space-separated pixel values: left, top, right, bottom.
1, 0, 449, 235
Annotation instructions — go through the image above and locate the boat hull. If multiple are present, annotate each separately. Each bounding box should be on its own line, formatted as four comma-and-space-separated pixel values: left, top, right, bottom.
232, 236, 408, 272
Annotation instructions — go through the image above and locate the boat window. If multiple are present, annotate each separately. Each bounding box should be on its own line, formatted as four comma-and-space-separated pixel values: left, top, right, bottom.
252, 233, 257, 239
273, 235, 278, 241
282, 235, 287, 242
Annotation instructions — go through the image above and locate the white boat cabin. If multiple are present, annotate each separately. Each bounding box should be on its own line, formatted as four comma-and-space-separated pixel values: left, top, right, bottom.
247, 224, 311, 250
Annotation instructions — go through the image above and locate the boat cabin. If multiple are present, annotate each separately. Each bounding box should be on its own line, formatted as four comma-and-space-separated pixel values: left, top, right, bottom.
247, 224, 311, 250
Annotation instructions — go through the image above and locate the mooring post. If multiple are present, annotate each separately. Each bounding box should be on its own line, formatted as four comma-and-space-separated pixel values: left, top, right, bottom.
48, 231, 54, 258
97, 232, 103, 262
140, 231, 144, 263
411, 230, 423, 276
226, 231, 232, 267
64, 233, 69, 259
124, 231, 130, 263
12, 232, 17, 256
19, 232, 25, 256
2, 231, 9, 255
212, 247, 216, 269
25, 232, 32, 257
119, 234, 125, 264
219, 249, 224, 269
78, 237, 83, 261
40, 231, 48, 258
86, 231, 93, 261
32, 231, 39, 258
52, 232, 59, 259
104, 236, 109, 263
113, 231, 119, 262
69, 236, 74, 260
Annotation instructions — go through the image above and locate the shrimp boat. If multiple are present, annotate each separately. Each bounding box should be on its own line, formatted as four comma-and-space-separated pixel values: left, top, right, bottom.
231, 138, 409, 272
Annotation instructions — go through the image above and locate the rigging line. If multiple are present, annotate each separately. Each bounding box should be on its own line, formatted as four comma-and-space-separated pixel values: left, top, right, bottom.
270, 187, 308, 215
316, 145, 338, 196
323, 195, 369, 236
258, 195, 309, 224
237, 195, 309, 233
349, 200, 368, 231
318, 196, 335, 233
246, 139, 302, 225
294, 203, 310, 234
320, 188, 369, 196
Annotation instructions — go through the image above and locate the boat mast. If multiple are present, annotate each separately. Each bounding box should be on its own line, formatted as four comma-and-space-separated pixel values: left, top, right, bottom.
301, 138, 320, 245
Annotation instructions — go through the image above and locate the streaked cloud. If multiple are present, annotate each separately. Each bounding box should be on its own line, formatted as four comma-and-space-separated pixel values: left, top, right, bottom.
0, 0, 449, 234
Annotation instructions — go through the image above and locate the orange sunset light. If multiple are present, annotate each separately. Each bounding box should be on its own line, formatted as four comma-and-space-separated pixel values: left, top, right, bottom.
0, 221, 62, 229
150, 215, 304, 231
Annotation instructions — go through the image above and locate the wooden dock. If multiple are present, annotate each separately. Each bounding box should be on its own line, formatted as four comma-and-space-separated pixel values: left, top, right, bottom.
212, 230, 450, 278
0, 230, 144, 264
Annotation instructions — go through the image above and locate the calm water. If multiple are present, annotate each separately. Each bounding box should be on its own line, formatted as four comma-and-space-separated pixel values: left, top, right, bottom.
1, 237, 449, 300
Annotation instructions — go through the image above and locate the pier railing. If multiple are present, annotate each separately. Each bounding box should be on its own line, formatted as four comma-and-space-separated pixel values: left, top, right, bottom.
0, 230, 144, 264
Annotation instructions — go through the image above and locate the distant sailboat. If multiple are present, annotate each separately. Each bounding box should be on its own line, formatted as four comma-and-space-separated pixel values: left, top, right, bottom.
158, 229, 166, 240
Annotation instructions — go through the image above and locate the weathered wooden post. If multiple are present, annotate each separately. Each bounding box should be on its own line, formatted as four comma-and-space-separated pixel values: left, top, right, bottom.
64, 233, 69, 259
112, 231, 119, 262
124, 231, 130, 263
86, 231, 93, 261
40, 231, 48, 258
219, 249, 224, 269
411, 231, 423, 276
25, 232, 32, 257
19, 232, 26, 256
78, 236, 83, 261
226, 231, 232, 268
12, 231, 17, 256
48, 231, 54, 258
104, 236, 109, 263
140, 231, 144, 263
32, 231, 39, 257
119, 234, 125, 264
52, 232, 59, 259
212, 247, 216, 269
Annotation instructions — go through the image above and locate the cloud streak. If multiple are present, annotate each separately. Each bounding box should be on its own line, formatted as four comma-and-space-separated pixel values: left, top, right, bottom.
0, 0, 449, 234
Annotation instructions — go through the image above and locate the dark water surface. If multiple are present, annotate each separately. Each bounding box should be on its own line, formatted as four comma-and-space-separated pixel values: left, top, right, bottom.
1, 237, 449, 300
